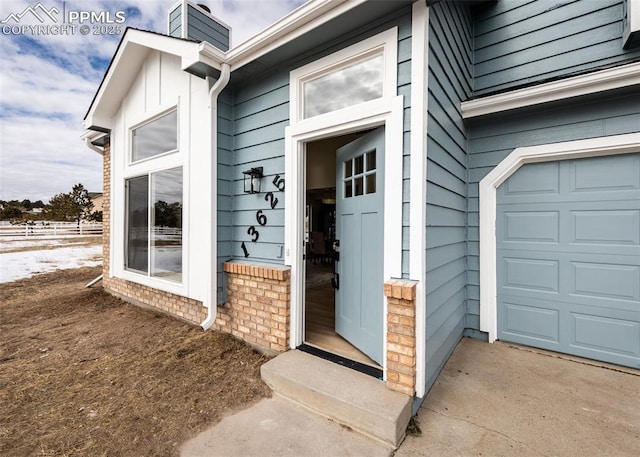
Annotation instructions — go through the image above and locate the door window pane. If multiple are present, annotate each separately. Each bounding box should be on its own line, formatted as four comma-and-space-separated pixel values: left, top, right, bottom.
367, 150, 376, 171
355, 176, 364, 196
355, 155, 364, 174
303, 54, 383, 119
132, 110, 178, 162
151, 167, 183, 282
126, 176, 149, 273
366, 174, 376, 194
345, 180, 353, 198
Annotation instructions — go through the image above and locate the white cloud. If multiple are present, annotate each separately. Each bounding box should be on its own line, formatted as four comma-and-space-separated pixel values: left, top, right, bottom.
0, 0, 306, 202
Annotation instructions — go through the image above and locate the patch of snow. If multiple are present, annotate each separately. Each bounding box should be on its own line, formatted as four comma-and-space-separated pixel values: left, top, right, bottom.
0, 238, 93, 252
0, 245, 102, 283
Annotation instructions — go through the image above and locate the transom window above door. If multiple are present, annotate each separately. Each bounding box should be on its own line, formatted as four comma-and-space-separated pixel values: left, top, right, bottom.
303, 53, 383, 119
344, 150, 376, 198
290, 28, 398, 124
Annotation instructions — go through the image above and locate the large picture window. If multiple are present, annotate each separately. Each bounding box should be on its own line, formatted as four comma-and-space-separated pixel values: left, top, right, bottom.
125, 167, 183, 283
131, 110, 178, 162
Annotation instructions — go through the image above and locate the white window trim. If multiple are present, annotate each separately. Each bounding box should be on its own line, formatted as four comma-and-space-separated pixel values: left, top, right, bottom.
290, 27, 398, 124
461, 61, 640, 119
114, 103, 189, 297
129, 106, 180, 166
479, 133, 640, 343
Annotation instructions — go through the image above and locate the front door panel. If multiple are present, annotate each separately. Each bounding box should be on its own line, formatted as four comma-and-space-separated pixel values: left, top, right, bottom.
335, 127, 385, 365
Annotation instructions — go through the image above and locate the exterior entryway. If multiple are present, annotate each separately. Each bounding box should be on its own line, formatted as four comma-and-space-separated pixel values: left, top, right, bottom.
496, 153, 640, 368
335, 127, 385, 365
302, 130, 384, 370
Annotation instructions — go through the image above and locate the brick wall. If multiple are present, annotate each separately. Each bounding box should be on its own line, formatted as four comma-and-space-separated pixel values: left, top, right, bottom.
384, 279, 417, 396
214, 262, 291, 354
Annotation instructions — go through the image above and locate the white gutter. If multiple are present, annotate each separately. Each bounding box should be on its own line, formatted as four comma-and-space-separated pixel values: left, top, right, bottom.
84, 138, 104, 155
200, 62, 231, 330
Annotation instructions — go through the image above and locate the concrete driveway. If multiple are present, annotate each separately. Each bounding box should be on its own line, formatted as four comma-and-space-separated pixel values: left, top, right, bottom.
398, 337, 640, 456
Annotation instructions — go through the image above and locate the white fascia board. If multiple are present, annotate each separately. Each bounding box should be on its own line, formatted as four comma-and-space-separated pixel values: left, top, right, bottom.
226, 0, 366, 71
462, 61, 640, 118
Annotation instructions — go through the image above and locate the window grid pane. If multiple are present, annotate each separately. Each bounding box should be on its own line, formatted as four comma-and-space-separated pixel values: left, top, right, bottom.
151, 167, 183, 283
126, 175, 149, 274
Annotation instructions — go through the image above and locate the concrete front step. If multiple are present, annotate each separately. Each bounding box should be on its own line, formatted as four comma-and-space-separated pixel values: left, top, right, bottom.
260, 350, 412, 448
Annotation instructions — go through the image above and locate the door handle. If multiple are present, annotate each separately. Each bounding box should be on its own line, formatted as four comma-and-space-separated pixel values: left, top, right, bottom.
331, 272, 339, 290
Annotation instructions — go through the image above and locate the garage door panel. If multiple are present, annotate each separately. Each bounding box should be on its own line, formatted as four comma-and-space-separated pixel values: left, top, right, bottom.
571, 210, 640, 246
571, 262, 640, 303
501, 301, 560, 344
501, 211, 559, 243
497, 153, 640, 369
571, 313, 640, 359
570, 154, 640, 193
502, 161, 559, 195
503, 257, 559, 293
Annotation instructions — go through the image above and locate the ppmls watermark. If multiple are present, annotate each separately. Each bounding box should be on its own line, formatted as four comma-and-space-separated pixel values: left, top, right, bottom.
1, 2, 127, 36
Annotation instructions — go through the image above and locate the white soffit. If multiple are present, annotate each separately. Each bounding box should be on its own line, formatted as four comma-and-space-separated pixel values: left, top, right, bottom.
461, 61, 640, 118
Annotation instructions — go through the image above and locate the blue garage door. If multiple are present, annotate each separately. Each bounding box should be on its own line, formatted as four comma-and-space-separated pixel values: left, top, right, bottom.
497, 153, 640, 368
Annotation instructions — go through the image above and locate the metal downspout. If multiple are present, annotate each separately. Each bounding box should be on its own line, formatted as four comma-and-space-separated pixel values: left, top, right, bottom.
200, 63, 231, 330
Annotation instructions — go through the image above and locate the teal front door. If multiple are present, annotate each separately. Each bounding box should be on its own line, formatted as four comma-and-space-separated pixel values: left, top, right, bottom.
335, 127, 385, 365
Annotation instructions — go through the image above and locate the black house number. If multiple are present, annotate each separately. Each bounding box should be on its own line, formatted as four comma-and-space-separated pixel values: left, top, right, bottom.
241, 174, 285, 257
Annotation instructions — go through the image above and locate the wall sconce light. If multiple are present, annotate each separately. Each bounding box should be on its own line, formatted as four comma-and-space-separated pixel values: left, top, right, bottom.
242, 167, 263, 194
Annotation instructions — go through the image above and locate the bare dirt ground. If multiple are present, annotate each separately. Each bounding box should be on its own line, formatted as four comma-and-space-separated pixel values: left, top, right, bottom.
0, 266, 272, 456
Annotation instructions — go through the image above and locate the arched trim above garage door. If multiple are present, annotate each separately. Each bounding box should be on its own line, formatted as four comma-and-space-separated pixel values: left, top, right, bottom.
479, 133, 640, 343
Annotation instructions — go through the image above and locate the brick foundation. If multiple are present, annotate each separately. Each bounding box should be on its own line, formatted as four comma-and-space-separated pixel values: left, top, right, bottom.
384, 279, 417, 396
215, 262, 291, 354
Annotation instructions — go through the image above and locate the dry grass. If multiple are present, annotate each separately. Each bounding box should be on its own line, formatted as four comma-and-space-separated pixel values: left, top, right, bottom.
0, 267, 271, 456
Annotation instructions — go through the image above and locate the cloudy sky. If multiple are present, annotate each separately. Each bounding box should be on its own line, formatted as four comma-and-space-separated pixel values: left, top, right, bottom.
0, 0, 306, 202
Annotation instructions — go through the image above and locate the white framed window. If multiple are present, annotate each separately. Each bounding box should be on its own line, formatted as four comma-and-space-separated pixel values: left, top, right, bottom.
119, 104, 186, 289
290, 28, 398, 124
130, 108, 178, 163
125, 167, 184, 283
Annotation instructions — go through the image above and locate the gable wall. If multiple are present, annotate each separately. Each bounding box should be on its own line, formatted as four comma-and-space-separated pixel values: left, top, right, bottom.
473, 0, 640, 96
424, 0, 473, 395
109, 50, 211, 303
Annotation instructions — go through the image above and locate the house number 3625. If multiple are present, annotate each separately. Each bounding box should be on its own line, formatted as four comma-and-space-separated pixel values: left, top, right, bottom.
240, 175, 285, 257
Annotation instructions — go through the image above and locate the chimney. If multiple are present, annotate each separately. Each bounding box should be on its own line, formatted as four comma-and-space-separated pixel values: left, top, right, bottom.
168, 0, 231, 52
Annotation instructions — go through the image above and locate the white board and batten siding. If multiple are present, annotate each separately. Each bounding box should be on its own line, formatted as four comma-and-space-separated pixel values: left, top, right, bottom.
111, 49, 211, 301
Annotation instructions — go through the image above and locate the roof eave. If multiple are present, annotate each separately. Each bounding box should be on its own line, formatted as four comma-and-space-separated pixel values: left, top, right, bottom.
84, 28, 224, 132
225, 0, 367, 71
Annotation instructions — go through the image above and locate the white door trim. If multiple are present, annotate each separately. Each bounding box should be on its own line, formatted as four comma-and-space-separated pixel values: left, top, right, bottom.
285, 95, 404, 379
479, 132, 640, 342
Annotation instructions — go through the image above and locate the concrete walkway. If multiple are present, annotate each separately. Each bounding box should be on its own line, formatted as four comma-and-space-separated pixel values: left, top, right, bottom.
181, 338, 640, 456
